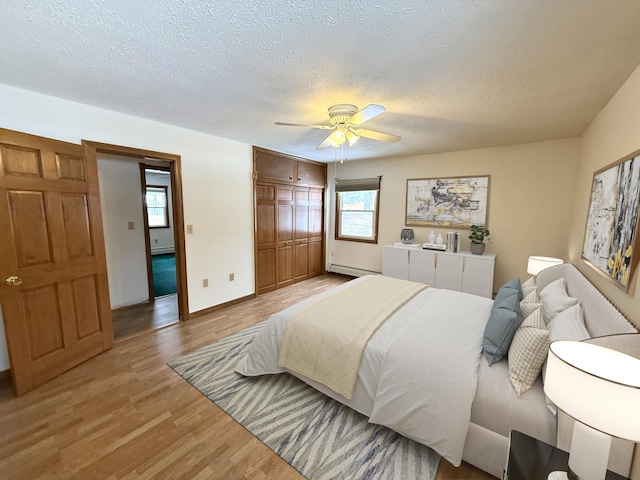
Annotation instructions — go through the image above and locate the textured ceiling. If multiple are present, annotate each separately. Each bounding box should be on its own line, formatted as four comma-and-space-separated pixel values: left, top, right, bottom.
2, 1, 640, 162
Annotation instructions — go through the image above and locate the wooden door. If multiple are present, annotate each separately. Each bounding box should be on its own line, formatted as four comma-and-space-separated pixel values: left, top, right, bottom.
297, 161, 326, 187
0, 129, 113, 395
255, 183, 277, 294
277, 186, 294, 288
254, 148, 295, 184
293, 187, 309, 282
308, 188, 324, 277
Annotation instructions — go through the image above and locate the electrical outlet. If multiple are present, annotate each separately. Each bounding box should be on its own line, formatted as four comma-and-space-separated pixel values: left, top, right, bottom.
187, 225, 193, 234
229, 273, 234, 281
128, 221, 135, 230
202, 279, 208, 288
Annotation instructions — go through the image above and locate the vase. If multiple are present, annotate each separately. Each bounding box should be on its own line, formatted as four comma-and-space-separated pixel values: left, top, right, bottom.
400, 228, 414, 244
428, 231, 436, 244
470, 243, 485, 255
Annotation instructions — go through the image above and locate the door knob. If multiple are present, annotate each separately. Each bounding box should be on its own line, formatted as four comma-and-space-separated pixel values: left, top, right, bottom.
5, 276, 22, 286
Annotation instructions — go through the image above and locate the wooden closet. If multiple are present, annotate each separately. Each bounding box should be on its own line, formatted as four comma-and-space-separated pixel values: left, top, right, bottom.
254, 147, 326, 295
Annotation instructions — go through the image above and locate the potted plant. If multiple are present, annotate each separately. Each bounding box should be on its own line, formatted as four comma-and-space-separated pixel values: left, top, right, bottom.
469, 225, 490, 255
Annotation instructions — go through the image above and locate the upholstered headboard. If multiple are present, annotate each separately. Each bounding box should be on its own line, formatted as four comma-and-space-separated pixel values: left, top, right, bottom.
536, 263, 637, 337
537, 263, 638, 477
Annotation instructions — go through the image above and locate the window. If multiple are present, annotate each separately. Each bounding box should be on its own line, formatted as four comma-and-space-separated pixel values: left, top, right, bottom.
146, 185, 169, 228
335, 177, 381, 243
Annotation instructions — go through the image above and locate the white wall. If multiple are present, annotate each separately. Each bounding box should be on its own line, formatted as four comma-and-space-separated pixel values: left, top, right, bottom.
145, 170, 175, 254
0, 83, 255, 371
327, 138, 580, 291
568, 63, 640, 327
98, 155, 149, 308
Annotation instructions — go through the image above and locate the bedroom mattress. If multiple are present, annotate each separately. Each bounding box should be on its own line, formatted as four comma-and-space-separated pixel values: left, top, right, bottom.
235, 275, 556, 465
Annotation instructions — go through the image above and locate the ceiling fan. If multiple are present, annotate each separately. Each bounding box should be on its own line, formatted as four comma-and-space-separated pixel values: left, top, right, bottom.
275, 104, 401, 150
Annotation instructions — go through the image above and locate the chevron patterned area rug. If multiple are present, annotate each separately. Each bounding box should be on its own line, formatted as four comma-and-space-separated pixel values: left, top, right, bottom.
168, 323, 440, 480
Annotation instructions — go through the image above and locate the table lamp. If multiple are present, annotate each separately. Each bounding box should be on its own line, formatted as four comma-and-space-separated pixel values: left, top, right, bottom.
527, 256, 564, 276
544, 340, 640, 480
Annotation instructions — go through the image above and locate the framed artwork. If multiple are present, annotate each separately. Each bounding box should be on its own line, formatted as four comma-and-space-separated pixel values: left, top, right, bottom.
582, 151, 640, 291
405, 175, 490, 227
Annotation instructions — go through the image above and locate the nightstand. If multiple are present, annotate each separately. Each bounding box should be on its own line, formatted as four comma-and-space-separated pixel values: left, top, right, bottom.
505, 431, 628, 480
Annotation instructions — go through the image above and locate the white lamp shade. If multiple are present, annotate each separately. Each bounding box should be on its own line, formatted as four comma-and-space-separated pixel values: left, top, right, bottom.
544, 340, 640, 442
527, 256, 563, 275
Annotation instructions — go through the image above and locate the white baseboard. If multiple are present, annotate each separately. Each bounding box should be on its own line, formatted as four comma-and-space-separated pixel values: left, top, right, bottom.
328, 264, 381, 277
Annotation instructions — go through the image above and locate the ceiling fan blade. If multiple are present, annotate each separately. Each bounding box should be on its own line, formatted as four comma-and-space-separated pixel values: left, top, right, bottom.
316, 133, 336, 150
355, 128, 401, 143
347, 104, 386, 125
275, 122, 333, 129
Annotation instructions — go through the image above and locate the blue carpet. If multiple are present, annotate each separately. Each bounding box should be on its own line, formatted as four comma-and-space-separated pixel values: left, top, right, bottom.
168, 323, 440, 480
152, 253, 177, 297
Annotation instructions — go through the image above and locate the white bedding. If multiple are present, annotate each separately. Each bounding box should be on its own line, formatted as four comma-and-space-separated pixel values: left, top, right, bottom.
235, 275, 494, 466
277, 275, 426, 399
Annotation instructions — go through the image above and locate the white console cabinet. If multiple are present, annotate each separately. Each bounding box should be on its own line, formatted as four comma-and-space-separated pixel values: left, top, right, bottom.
382, 245, 495, 298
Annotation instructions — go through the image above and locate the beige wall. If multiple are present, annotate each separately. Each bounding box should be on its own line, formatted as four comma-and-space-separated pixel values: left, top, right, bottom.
568, 64, 640, 328
327, 138, 580, 293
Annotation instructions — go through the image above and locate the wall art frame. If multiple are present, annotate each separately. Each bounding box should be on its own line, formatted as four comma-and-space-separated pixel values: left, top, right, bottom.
582, 150, 640, 292
405, 175, 490, 228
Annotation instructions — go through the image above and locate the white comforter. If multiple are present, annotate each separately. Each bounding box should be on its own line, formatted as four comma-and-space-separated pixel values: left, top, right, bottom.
235, 276, 493, 466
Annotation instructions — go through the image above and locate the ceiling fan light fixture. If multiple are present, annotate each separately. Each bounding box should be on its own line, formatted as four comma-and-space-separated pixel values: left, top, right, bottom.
331, 130, 346, 145
346, 130, 359, 146
328, 136, 340, 148
277, 103, 399, 150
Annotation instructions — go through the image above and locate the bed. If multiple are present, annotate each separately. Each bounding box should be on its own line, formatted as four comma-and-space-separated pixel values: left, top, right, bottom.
235, 263, 638, 478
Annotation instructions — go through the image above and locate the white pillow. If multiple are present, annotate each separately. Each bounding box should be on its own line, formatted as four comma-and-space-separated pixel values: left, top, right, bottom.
522, 276, 536, 288
508, 307, 550, 397
520, 301, 542, 319
548, 304, 590, 342
521, 287, 538, 303
539, 278, 578, 324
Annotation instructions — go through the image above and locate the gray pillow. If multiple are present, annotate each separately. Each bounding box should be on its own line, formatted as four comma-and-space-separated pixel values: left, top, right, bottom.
503, 277, 524, 301
483, 279, 524, 366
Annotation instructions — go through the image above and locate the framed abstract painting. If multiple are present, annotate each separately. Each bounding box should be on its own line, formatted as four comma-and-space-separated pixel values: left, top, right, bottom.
582, 150, 640, 291
405, 175, 490, 228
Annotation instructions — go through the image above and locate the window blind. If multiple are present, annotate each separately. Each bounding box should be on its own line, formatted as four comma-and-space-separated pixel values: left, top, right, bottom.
334, 176, 381, 192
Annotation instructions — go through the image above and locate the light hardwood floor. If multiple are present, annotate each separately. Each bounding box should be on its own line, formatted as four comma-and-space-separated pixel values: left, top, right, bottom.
112, 294, 179, 339
0, 274, 495, 479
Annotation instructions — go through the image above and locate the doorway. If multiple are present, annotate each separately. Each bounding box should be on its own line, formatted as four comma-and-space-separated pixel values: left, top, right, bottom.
85, 141, 188, 339
141, 166, 178, 300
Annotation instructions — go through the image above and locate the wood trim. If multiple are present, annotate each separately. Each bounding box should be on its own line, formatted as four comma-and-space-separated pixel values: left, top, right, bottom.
188, 293, 256, 320
139, 163, 155, 300
169, 157, 189, 322
252, 153, 259, 297
253, 146, 326, 168
334, 188, 381, 244
82, 141, 189, 323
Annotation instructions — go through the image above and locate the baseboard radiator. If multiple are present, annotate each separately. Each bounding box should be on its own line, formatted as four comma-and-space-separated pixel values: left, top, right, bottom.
328, 264, 381, 277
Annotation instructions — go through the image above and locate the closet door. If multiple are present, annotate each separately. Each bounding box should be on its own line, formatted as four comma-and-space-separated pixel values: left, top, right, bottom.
253, 147, 326, 294
293, 187, 310, 282
255, 183, 277, 294
277, 186, 294, 288
308, 188, 324, 277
